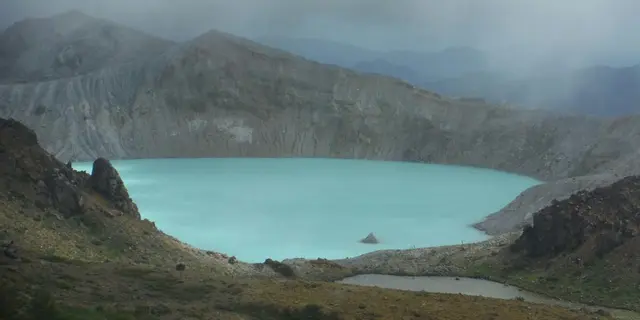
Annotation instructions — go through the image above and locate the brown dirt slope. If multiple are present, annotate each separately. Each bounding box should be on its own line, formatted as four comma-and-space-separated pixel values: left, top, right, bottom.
0, 117, 231, 271
485, 176, 640, 311
0, 117, 602, 319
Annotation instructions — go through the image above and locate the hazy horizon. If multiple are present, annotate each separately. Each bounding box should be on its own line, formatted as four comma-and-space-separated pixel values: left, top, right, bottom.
3, 1, 640, 70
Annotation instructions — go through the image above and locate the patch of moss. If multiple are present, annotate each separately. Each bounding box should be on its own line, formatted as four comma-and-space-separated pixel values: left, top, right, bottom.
59, 307, 139, 320
467, 253, 640, 312
240, 279, 599, 320
0, 283, 138, 320
237, 302, 343, 320
39, 254, 88, 266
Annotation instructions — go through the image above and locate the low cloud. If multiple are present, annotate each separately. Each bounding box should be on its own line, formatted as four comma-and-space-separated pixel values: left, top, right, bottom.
2, 0, 639, 70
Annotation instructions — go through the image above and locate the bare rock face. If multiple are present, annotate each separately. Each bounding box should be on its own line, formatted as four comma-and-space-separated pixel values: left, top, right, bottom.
360, 233, 379, 244
0, 116, 142, 223
88, 157, 140, 219
511, 175, 640, 260
44, 167, 86, 216
0, 118, 82, 216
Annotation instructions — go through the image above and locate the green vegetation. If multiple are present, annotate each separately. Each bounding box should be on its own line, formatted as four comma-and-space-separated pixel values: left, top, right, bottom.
0, 283, 138, 320
237, 303, 343, 320
465, 254, 640, 312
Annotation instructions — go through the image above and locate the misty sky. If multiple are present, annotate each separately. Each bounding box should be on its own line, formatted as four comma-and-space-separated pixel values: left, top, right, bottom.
2, 0, 640, 68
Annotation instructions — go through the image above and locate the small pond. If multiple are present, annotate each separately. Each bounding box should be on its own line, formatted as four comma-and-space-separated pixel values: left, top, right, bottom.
338, 274, 638, 319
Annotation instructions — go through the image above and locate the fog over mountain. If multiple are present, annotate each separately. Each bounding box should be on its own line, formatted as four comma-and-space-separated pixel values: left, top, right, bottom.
2, 0, 640, 116
3, 0, 640, 73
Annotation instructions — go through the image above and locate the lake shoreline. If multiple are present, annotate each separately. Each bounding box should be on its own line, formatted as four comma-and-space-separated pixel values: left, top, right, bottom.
284, 232, 639, 319
336, 274, 638, 319
73, 158, 538, 262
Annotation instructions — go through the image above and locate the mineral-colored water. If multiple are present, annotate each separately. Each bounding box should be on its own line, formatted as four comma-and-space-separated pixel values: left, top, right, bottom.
74, 158, 539, 263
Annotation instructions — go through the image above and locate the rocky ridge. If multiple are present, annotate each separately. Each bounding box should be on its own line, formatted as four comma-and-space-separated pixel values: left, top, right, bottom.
0, 118, 139, 220
1, 12, 640, 233
501, 176, 640, 311
512, 175, 640, 260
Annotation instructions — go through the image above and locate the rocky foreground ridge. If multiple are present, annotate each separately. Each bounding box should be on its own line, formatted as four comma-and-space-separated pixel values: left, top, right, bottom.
512, 176, 640, 259
1, 11, 640, 233
502, 176, 640, 311
0, 117, 139, 220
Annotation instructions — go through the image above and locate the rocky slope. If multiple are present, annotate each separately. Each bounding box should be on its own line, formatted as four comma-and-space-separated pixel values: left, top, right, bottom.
0, 116, 216, 268
512, 176, 640, 258
501, 176, 640, 310
2, 12, 640, 233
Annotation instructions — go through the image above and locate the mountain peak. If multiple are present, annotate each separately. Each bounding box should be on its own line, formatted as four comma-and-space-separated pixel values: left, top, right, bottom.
5, 9, 99, 38
0, 10, 172, 83
50, 9, 95, 22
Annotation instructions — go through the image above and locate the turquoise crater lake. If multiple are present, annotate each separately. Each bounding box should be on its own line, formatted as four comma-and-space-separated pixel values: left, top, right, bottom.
74, 158, 539, 263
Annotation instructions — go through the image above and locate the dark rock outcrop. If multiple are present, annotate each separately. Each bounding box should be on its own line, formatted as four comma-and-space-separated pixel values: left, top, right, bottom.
0, 118, 84, 216
359, 233, 379, 244
511, 176, 640, 259
264, 258, 295, 278
44, 168, 86, 216
0, 118, 74, 186
2, 240, 18, 260
88, 157, 140, 219
0, 117, 139, 219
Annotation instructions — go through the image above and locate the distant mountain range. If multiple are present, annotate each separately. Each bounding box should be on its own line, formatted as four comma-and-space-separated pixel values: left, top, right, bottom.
255, 36, 491, 81
255, 36, 640, 116
424, 65, 640, 116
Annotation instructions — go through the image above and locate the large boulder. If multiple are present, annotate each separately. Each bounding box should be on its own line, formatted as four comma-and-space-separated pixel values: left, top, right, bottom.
359, 232, 379, 244
88, 157, 140, 219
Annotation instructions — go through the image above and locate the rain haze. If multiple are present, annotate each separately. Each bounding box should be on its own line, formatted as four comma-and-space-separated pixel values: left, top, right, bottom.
2, 0, 640, 73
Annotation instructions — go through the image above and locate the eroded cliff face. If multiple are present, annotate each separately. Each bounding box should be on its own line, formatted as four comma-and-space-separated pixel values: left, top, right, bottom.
2, 15, 640, 234
512, 175, 640, 258
3, 33, 639, 179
